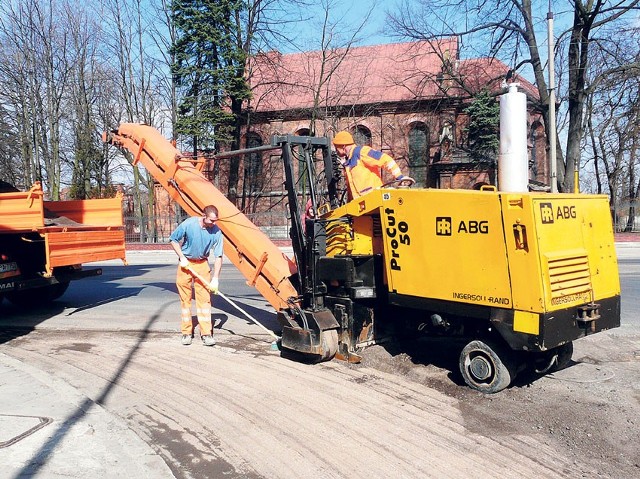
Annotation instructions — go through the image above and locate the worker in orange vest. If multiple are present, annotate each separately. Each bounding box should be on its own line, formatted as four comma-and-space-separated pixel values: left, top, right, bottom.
332, 131, 412, 200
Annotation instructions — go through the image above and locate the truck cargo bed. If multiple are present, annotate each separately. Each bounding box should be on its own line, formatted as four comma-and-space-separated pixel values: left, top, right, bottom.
0, 182, 126, 275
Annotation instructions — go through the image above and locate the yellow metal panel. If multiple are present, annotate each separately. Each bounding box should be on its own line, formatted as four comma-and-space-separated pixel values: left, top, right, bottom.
499, 194, 546, 312
532, 195, 620, 310
380, 189, 512, 307
513, 310, 540, 335
544, 250, 591, 297
326, 190, 383, 218
503, 194, 619, 313
352, 216, 375, 255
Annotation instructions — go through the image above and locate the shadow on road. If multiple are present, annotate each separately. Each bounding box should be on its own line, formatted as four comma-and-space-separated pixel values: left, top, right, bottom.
5, 300, 175, 479
0, 263, 177, 345
380, 336, 468, 387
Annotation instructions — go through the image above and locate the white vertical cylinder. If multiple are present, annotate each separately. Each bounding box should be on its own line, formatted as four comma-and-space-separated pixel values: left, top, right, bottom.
498, 84, 529, 192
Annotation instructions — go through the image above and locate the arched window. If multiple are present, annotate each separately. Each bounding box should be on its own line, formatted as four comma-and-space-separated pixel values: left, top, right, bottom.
354, 125, 372, 146
408, 123, 429, 187
245, 134, 263, 194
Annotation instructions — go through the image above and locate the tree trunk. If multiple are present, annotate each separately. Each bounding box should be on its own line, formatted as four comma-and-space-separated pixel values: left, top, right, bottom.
227, 97, 244, 205
625, 134, 639, 232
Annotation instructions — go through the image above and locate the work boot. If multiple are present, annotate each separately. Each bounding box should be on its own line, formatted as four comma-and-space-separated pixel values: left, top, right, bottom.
202, 335, 215, 347
181, 334, 193, 346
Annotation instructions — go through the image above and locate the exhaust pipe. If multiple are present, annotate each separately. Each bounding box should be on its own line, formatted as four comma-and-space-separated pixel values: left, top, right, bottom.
498, 83, 529, 192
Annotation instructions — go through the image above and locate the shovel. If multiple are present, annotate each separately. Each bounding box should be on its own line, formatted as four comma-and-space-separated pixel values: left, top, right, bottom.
183, 264, 280, 345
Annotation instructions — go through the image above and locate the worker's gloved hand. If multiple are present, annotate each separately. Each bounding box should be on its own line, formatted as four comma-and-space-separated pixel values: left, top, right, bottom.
397, 176, 416, 187
208, 277, 219, 294
179, 257, 189, 269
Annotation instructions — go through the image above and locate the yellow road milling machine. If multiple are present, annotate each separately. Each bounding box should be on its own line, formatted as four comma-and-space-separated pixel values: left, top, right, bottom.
105, 84, 620, 393
276, 83, 620, 393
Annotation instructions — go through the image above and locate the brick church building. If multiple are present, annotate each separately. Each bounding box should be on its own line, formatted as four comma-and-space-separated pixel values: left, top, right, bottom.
151, 37, 549, 240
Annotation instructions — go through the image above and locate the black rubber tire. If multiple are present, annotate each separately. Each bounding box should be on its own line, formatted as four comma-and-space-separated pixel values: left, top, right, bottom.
46, 281, 70, 301
7, 281, 70, 307
459, 339, 516, 393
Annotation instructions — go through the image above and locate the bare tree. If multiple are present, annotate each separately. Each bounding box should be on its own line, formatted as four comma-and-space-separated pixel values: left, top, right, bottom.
305, 0, 372, 135
242, 0, 375, 211
0, 102, 22, 186
148, 0, 179, 137
100, 0, 168, 240
62, 2, 104, 198
584, 42, 640, 229
0, 5, 36, 188
0, 0, 71, 198
387, 0, 640, 193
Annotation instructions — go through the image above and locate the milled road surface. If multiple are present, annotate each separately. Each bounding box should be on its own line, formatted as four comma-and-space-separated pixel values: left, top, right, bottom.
1, 246, 639, 478
3, 330, 577, 479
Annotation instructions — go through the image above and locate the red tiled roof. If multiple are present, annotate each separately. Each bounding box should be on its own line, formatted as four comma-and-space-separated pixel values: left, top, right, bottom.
248, 38, 539, 113
249, 38, 458, 111
457, 58, 539, 99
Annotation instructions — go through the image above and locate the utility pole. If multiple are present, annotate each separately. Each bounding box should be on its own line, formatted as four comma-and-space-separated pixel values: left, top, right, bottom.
547, 2, 558, 193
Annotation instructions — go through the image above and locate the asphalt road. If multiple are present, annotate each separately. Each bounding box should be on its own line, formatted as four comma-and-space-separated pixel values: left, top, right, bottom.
0, 246, 638, 478
4, 245, 638, 336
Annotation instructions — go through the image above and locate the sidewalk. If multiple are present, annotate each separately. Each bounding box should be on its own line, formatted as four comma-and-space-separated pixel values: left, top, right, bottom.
614, 232, 640, 243
0, 354, 174, 479
127, 232, 639, 247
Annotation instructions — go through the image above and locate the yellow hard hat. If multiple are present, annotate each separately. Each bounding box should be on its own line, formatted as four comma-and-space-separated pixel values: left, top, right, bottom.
332, 131, 355, 146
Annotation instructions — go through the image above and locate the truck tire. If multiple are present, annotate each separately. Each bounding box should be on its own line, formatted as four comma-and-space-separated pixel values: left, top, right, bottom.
7, 281, 70, 307
459, 339, 516, 393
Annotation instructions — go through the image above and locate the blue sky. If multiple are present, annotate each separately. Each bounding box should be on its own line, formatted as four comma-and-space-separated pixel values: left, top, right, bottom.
282, 0, 393, 52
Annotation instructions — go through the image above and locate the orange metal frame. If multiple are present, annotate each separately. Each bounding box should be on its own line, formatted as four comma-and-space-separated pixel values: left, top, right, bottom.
103, 123, 299, 311
0, 181, 127, 276
0, 182, 48, 230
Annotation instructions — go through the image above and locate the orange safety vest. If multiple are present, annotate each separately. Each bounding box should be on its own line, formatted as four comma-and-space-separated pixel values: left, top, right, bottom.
343, 146, 403, 199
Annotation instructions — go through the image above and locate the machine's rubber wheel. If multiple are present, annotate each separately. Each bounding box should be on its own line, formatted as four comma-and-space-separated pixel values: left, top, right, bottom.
46, 281, 70, 301
459, 339, 516, 393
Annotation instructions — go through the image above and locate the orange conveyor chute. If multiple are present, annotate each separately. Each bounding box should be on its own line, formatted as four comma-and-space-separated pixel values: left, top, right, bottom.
104, 123, 299, 311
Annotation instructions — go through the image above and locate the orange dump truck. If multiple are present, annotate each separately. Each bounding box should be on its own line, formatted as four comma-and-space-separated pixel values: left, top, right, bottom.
0, 180, 126, 306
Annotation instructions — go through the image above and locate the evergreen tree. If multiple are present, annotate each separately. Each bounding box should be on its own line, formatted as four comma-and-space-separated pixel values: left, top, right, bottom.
170, 0, 250, 165
464, 90, 500, 162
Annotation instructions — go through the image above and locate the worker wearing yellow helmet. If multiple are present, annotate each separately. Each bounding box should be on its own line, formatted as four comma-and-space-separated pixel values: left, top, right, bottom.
332, 130, 412, 200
